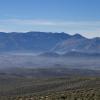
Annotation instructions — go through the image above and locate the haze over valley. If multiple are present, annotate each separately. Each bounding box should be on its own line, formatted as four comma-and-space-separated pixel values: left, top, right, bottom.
0, 0, 100, 99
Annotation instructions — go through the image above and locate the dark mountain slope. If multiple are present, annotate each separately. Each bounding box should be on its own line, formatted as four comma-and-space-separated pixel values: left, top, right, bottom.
0, 32, 100, 53
0, 32, 70, 52
53, 33, 100, 53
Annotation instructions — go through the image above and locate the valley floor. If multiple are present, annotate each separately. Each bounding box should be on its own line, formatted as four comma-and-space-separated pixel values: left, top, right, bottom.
0, 76, 100, 100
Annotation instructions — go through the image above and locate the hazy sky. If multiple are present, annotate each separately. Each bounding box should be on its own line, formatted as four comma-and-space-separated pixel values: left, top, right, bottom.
0, 0, 100, 38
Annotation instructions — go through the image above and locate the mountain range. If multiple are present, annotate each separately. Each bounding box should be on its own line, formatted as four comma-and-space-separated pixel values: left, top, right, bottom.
0, 31, 100, 54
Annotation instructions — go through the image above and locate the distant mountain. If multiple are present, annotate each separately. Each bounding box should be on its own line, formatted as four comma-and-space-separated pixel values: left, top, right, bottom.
38, 51, 100, 58
62, 51, 100, 57
53, 33, 100, 53
52, 33, 87, 52
39, 52, 60, 57
0, 32, 100, 53
0, 32, 70, 53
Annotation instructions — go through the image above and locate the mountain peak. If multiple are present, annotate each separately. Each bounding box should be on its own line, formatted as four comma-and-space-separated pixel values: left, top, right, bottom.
72, 33, 86, 39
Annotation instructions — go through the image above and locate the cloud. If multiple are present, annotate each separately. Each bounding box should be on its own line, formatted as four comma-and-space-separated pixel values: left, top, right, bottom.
0, 18, 100, 38
0, 19, 56, 26
0, 29, 11, 32
0, 19, 100, 27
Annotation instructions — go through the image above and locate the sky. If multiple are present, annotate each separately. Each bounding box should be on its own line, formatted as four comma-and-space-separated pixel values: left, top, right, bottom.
0, 0, 100, 38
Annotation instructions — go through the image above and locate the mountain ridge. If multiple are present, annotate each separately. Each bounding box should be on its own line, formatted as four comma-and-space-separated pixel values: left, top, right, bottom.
0, 31, 100, 53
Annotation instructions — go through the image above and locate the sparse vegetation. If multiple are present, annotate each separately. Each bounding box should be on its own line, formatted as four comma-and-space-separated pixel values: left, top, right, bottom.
0, 71, 100, 100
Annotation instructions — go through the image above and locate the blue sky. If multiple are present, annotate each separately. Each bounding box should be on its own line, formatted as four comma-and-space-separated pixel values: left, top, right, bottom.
0, 0, 100, 37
